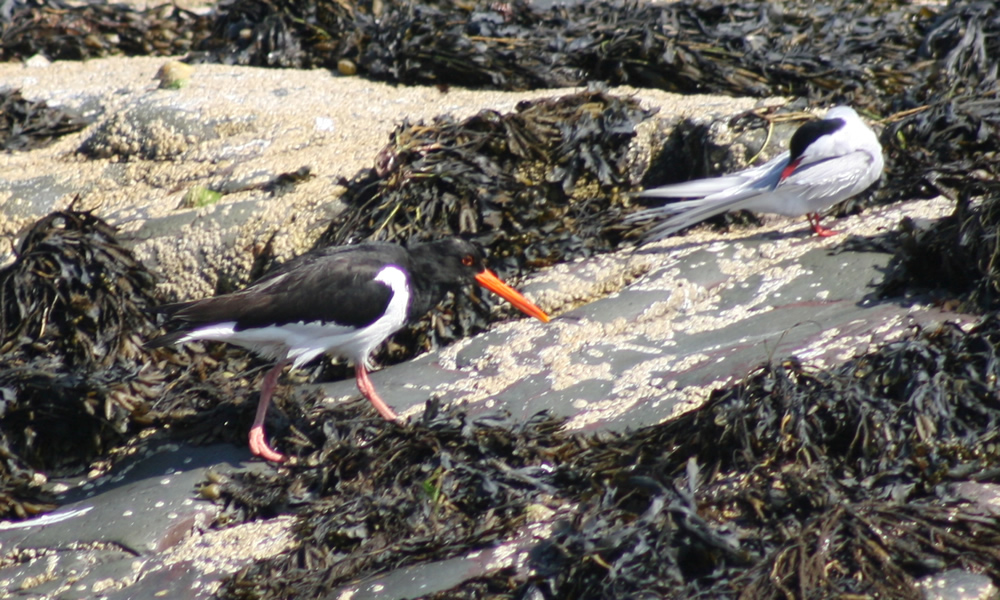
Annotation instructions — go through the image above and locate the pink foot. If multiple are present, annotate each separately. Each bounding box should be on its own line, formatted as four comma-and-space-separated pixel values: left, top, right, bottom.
249, 425, 286, 462
808, 213, 838, 237
247, 360, 290, 462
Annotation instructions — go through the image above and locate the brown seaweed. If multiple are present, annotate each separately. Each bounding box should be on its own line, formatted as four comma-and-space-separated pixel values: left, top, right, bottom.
306, 89, 652, 364
188, 0, 919, 106
0, 212, 161, 512
0, 212, 158, 370
220, 401, 572, 598
0, 212, 261, 514
0, 88, 90, 152
216, 316, 1000, 599
0, 0, 212, 61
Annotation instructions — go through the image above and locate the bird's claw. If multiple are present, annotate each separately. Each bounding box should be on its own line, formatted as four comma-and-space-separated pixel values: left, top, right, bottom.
249, 426, 286, 462
808, 214, 839, 237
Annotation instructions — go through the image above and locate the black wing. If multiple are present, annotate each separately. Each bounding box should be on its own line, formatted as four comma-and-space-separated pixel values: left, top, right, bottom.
154, 244, 409, 336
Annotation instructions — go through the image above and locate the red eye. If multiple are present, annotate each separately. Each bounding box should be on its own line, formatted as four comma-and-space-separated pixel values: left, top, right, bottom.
462, 255, 474, 267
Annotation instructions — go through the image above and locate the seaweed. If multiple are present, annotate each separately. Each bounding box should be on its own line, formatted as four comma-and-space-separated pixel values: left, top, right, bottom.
0, 88, 90, 151
321, 89, 649, 266
0, 212, 261, 513
0, 0, 212, 61
0, 211, 158, 371
220, 401, 572, 598
216, 317, 1000, 599
307, 89, 652, 364
187, 0, 920, 106
0, 212, 161, 511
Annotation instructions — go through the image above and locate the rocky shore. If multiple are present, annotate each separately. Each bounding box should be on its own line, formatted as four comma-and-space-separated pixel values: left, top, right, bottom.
0, 50, 988, 600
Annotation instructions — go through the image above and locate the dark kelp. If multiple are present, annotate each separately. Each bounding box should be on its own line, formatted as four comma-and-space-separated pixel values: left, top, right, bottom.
871, 3, 1000, 309
310, 88, 652, 363
879, 186, 1000, 314
0, 212, 160, 512
216, 317, 1000, 599
0, 89, 90, 152
532, 319, 1000, 598
0, 0, 212, 62
0, 0, 949, 116
319, 89, 651, 264
0, 212, 158, 372
219, 400, 574, 599
0, 212, 264, 514
187, 0, 918, 104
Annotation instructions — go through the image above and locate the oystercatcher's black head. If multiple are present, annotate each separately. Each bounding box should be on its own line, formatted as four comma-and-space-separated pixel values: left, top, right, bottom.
413, 238, 489, 281
410, 238, 549, 322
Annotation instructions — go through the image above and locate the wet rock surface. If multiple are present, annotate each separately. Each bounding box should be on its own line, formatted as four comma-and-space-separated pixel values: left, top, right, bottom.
315, 198, 960, 432
2, 0, 999, 598
0, 443, 269, 599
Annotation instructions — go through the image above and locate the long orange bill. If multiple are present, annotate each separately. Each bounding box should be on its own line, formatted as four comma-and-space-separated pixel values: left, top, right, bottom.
475, 269, 550, 323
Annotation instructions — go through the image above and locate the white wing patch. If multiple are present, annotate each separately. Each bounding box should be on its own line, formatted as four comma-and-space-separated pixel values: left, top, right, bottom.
285, 265, 411, 368
175, 265, 412, 369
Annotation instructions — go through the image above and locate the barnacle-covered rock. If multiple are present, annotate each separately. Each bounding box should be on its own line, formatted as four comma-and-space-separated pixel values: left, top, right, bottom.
313, 89, 655, 364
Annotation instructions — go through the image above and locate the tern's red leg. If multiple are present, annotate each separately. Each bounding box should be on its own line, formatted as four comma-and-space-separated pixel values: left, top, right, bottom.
355, 364, 399, 420
249, 359, 291, 462
808, 213, 838, 237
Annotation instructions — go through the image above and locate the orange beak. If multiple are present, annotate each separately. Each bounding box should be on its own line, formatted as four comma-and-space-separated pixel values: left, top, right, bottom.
474, 269, 550, 323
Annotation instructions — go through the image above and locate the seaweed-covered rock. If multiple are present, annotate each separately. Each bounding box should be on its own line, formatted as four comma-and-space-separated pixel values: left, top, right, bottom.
0, 211, 158, 370
213, 315, 1000, 599
0, 0, 211, 61
880, 189, 1000, 313
219, 401, 571, 598
321, 88, 652, 267
0, 88, 90, 152
0, 212, 161, 510
0, 212, 256, 507
531, 318, 1000, 598
189, 0, 918, 106
310, 88, 654, 365
875, 5, 1000, 308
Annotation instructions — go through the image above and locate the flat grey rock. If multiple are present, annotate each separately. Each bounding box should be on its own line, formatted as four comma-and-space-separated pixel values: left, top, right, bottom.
315, 199, 961, 440
0, 443, 265, 599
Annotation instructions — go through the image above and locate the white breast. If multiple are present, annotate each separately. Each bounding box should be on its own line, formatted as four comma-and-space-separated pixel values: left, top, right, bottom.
175, 265, 413, 369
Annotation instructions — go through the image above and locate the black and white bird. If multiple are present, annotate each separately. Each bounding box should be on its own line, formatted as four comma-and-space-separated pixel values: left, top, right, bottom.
626, 106, 884, 240
148, 238, 550, 462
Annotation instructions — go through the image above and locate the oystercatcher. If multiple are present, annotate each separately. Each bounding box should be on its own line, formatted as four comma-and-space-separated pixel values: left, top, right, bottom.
627, 106, 884, 240
148, 238, 549, 462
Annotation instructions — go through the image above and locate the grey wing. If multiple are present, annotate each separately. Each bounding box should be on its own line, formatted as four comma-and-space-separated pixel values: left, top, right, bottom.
634, 151, 790, 202
637, 185, 773, 241
627, 156, 787, 239
631, 150, 879, 241
755, 150, 882, 216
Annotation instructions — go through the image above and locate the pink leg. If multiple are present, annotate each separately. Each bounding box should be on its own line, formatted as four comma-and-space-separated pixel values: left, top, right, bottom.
355, 364, 399, 420
248, 359, 290, 462
808, 213, 838, 237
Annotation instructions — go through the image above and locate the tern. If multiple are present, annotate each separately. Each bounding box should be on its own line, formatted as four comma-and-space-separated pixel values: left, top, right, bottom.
627, 106, 884, 240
